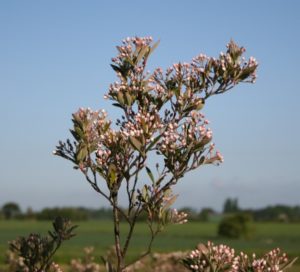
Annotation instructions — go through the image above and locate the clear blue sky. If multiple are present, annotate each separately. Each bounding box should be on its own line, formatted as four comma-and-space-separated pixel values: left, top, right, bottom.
1, 1, 299, 211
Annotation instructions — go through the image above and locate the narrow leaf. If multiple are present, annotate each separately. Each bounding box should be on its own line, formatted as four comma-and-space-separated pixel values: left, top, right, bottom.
110, 64, 122, 74
76, 146, 88, 162
108, 164, 117, 185
136, 46, 149, 64
112, 103, 124, 110
145, 166, 155, 185
129, 136, 142, 152
163, 194, 178, 211
124, 92, 132, 106
149, 40, 160, 55
117, 92, 125, 105
146, 134, 162, 151
142, 185, 148, 201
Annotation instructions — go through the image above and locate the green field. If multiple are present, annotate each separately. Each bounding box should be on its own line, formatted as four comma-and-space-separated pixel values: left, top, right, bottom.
0, 220, 299, 270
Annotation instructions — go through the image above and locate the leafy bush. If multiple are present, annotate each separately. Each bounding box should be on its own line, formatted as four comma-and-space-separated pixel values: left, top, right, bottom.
218, 213, 252, 239
7, 217, 77, 272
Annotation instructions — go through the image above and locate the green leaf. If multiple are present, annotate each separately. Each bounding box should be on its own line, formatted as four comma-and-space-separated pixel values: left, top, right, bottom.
129, 136, 142, 151
76, 146, 88, 162
145, 166, 155, 185
124, 92, 133, 106
194, 142, 205, 153
149, 40, 160, 55
186, 142, 194, 154
124, 57, 134, 66
112, 103, 124, 110
146, 134, 162, 151
70, 129, 81, 141
70, 123, 85, 142
136, 46, 149, 64
117, 92, 125, 105
173, 87, 180, 98
197, 156, 205, 167
103, 122, 111, 131
163, 194, 178, 211
108, 164, 117, 186
110, 64, 122, 74
200, 135, 211, 146
142, 185, 148, 201
195, 98, 205, 110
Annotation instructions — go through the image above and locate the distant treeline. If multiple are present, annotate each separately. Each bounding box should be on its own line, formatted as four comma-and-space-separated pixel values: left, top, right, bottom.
1, 200, 300, 222
173, 205, 300, 223
0, 203, 113, 221
36, 207, 112, 221
248, 205, 300, 222
221, 198, 300, 222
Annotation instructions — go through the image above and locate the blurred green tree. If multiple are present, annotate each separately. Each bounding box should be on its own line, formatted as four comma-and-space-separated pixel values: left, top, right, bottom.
2, 202, 21, 219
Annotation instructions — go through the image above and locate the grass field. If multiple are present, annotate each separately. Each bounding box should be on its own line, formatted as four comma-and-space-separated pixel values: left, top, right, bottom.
0, 220, 299, 270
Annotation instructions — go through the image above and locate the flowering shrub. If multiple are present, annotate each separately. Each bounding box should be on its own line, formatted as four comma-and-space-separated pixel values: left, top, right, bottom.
54, 36, 258, 271
7, 217, 76, 272
182, 242, 297, 272
5, 249, 63, 272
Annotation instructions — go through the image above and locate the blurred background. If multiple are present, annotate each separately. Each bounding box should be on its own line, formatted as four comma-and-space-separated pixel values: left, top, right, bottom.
1, 2, 300, 271
0, 0, 299, 212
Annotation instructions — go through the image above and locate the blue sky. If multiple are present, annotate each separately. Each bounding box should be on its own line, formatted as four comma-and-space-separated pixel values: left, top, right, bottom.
0, 1, 299, 211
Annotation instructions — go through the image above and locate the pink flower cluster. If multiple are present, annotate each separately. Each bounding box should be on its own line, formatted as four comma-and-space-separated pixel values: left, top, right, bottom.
187, 242, 234, 271
150, 39, 258, 105
232, 249, 290, 272
184, 242, 292, 272
95, 128, 128, 172
205, 143, 224, 164
120, 110, 163, 141
71, 108, 128, 172
159, 122, 180, 153
96, 147, 112, 167
151, 61, 207, 102
107, 37, 157, 105
112, 36, 153, 64
50, 262, 63, 272
170, 208, 188, 224
70, 247, 101, 272
158, 111, 223, 165
73, 107, 109, 144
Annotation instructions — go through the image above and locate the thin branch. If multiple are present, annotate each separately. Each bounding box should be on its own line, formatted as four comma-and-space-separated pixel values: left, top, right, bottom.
122, 202, 142, 258
125, 177, 131, 214
128, 155, 144, 213
123, 219, 159, 270
40, 239, 61, 272
157, 176, 177, 195
112, 194, 124, 271
82, 169, 130, 223
82, 169, 110, 201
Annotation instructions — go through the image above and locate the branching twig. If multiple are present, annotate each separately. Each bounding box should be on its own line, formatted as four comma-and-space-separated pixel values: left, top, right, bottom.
82, 170, 130, 223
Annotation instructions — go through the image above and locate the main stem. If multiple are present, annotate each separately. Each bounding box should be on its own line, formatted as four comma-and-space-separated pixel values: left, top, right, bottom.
112, 194, 124, 271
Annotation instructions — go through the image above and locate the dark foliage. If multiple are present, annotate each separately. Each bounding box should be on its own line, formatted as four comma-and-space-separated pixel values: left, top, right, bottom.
218, 213, 252, 239
9, 217, 77, 272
